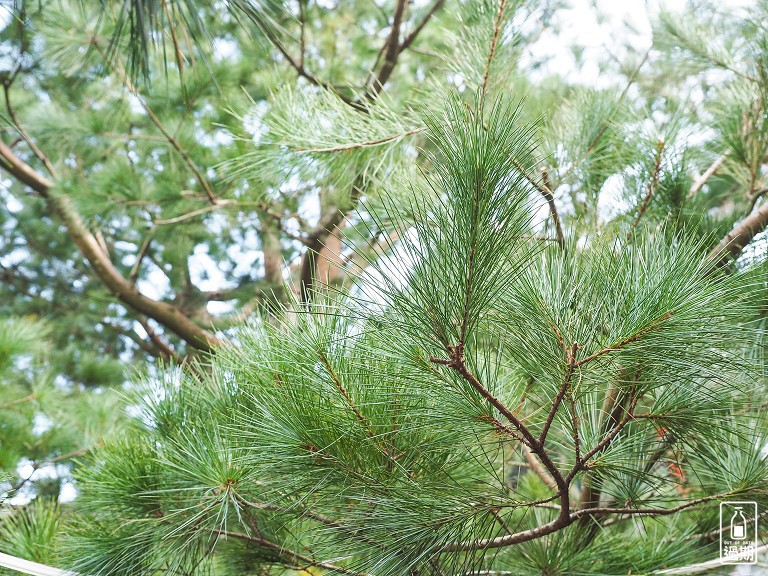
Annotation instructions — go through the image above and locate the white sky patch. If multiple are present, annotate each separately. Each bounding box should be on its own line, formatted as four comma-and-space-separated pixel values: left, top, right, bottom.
32, 413, 53, 436
525, 0, 754, 86
59, 481, 77, 503
8, 460, 73, 506
212, 37, 240, 63
351, 227, 419, 313
207, 300, 235, 315
189, 243, 229, 292
127, 94, 146, 116
244, 100, 270, 144
0, 247, 28, 267
137, 266, 171, 300
598, 174, 630, 224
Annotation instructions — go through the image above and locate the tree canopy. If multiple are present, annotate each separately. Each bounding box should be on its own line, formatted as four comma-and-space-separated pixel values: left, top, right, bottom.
1, 0, 768, 574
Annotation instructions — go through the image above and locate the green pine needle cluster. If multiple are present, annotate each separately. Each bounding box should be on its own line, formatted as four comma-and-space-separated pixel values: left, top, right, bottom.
66, 96, 768, 575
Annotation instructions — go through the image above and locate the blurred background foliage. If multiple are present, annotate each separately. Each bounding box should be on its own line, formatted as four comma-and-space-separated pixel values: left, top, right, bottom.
0, 0, 767, 574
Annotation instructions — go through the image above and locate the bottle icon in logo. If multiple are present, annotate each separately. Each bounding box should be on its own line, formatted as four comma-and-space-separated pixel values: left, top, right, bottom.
730, 506, 748, 540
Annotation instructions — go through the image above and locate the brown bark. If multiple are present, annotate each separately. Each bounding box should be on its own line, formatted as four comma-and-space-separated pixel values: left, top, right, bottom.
709, 199, 768, 267
315, 221, 345, 288
0, 138, 221, 351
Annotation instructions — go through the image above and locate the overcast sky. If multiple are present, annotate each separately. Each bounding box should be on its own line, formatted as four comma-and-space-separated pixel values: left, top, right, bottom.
529, 0, 754, 84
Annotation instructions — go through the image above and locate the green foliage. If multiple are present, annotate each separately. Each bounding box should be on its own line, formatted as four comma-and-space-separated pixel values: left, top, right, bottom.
0, 499, 61, 570
0, 315, 124, 512
66, 98, 768, 575
2, 0, 768, 574
224, 86, 423, 198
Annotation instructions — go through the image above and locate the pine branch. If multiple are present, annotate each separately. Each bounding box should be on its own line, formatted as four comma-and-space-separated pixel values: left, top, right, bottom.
687, 154, 726, 198
630, 139, 665, 234
521, 444, 559, 491
431, 347, 572, 528
213, 530, 368, 576
440, 506, 574, 552
709, 198, 768, 267
480, 0, 507, 104
484, 414, 525, 444
92, 39, 218, 205
398, 0, 446, 53
574, 312, 671, 368
0, 137, 221, 351
293, 127, 424, 153
441, 484, 747, 553
369, 0, 408, 97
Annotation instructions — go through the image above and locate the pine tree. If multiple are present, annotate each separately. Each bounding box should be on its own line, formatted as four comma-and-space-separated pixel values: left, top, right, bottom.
2, 0, 768, 574
0, 0, 456, 516
65, 93, 768, 575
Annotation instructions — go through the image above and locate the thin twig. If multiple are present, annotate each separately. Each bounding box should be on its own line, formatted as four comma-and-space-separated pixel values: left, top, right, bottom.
0, 393, 36, 410
318, 352, 370, 430
162, 0, 185, 75
129, 232, 154, 285
293, 127, 424, 153
480, 0, 507, 105
137, 316, 184, 364
398, 0, 446, 53
255, 12, 359, 108
687, 154, 726, 198
567, 393, 639, 482
567, 391, 581, 462
92, 39, 218, 205
630, 139, 665, 234
570, 489, 744, 519
539, 343, 578, 445
539, 169, 565, 249
213, 530, 367, 576
318, 351, 400, 464
574, 313, 671, 368
152, 199, 238, 226
511, 159, 565, 249
2, 82, 56, 176
298, 0, 307, 68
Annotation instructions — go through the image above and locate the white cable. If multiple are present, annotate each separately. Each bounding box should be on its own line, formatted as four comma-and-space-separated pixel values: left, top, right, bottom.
0, 552, 75, 576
